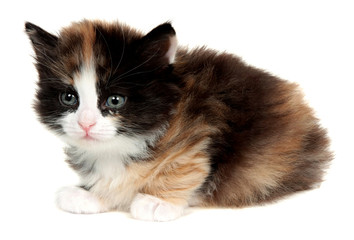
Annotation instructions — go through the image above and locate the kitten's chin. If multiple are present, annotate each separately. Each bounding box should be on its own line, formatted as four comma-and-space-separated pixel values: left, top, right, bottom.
60, 133, 151, 159
60, 135, 113, 150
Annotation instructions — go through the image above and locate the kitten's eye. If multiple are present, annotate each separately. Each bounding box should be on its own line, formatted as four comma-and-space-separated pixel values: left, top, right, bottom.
60, 92, 78, 106
105, 95, 126, 109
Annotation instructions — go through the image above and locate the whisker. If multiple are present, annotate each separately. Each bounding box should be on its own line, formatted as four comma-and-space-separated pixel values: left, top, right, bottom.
112, 24, 126, 76
35, 61, 63, 77
37, 77, 67, 84
111, 47, 160, 83
95, 26, 113, 81
114, 66, 161, 82
32, 46, 67, 79
108, 68, 161, 87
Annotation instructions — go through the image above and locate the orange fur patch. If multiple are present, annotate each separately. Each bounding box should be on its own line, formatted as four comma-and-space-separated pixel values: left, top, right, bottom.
59, 21, 96, 77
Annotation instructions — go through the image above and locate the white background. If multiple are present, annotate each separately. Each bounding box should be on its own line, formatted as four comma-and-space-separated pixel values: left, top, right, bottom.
1, 0, 353, 239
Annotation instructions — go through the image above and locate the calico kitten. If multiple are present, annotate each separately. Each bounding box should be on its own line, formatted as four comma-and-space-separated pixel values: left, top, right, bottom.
25, 20, 332, 221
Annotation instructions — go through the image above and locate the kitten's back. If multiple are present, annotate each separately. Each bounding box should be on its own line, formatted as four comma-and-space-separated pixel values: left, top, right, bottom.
173, 48, 332, 206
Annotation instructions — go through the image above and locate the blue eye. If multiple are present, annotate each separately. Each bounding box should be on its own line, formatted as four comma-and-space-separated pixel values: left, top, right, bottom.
60, 92, 78, 106
105, 95, 126, 109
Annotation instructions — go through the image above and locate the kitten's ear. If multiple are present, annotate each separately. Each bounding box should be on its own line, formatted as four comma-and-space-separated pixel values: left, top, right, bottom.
140, 23, 177, 66
25, 22, 58, 57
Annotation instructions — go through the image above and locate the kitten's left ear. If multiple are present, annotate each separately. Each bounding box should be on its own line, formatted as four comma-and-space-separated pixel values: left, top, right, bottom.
140, 23, 177, 66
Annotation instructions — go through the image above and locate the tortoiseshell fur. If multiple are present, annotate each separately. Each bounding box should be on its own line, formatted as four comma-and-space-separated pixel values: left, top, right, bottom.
26, 20, 332, 221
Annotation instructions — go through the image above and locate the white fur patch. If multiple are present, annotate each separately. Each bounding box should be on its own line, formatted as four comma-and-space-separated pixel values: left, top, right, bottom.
130, 193, 185, 221
56, 186, 106, 214
72, 138, 140, 186
74, 62, 98, 110
165, 36, 178, 64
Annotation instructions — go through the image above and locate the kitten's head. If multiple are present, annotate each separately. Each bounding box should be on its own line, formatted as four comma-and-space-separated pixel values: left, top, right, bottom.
26, 20, 180, 151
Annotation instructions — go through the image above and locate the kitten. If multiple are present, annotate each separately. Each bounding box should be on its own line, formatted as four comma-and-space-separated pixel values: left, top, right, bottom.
25, 20, 332, 221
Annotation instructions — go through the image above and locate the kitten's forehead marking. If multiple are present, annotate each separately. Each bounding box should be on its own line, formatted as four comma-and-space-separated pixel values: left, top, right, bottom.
74, 61, 99, 111
58, 21, 96, 84
62, 21, 96, 63
81, 23, 96, 63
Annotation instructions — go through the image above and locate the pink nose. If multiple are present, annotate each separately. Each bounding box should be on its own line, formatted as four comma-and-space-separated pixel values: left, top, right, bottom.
78, 109, 97, 134
79, 122, 96, 133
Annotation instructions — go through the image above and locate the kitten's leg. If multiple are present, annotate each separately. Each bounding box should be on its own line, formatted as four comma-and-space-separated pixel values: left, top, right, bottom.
130, 152, 209, 221
56, 186, 106, 214
130, 193, 185, 222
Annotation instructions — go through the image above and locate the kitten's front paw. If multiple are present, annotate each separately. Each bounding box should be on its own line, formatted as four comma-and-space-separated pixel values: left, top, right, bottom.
56, 186, 105, 214
130, 194, 185, 222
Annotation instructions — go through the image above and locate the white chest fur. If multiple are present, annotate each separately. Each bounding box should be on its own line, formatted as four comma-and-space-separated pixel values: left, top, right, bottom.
84, 152, 137, 210
65, 134, 151, 210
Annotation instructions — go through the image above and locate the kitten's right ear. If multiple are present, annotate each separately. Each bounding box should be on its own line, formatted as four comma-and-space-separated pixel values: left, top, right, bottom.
25, 22, 58, 56
139, 23, 177, 67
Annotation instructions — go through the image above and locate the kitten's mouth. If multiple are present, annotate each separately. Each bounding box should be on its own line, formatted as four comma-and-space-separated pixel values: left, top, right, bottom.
83, 136, 94, 140
82, 133, 97, 141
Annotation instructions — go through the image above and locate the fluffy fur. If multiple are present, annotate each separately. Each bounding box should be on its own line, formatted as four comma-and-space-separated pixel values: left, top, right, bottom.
25, 20, 332, 221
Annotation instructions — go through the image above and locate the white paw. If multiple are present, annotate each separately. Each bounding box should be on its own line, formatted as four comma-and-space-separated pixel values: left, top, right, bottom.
56, 186, 104, 214
130, 194, 185, 221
